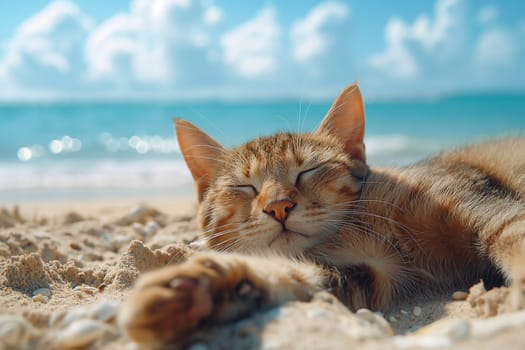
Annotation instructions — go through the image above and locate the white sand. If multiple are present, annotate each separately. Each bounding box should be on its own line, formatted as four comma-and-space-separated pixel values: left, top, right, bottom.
1, 199, 524, 349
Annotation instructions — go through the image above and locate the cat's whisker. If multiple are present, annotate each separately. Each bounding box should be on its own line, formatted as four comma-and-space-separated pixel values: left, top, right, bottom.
322, 199, 407, 213
333, 209, 425, 251
212, 237, 243, 252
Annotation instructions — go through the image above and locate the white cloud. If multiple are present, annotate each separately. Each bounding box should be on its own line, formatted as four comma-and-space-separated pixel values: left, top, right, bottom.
0, 0, 93, 88
203, 5, 223, 25
477, 5, 498, 25
368, 18, 418, 78
1, 0, 522, 100
474, 27, 517, 67
290, 1, 349, 63
369, 0, 461, 78
85, 0, 223, 86
220, 6, 281, 78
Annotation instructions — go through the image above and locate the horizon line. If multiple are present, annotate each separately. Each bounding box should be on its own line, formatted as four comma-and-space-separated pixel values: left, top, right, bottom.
0, 89, 524, 105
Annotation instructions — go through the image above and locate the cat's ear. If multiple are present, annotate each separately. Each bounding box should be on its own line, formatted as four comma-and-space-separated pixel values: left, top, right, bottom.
316, 82, 366, 162
175, 119, 225, 202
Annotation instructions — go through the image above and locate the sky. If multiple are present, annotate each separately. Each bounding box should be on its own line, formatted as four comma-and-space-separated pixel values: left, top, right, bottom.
0, 0, 524, 100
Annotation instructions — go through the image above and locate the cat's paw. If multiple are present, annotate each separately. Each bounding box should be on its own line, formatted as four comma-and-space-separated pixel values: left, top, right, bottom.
119, 253, 265, 346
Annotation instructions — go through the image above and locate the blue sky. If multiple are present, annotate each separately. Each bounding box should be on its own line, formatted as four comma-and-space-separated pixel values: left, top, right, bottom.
0, 0, 524, 100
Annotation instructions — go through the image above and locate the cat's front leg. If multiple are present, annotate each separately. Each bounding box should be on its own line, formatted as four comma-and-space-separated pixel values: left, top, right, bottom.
119, 252, 328, 347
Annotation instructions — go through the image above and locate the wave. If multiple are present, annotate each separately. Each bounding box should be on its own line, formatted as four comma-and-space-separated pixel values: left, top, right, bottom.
0, 135, 454, 194
0, 159, 192, 191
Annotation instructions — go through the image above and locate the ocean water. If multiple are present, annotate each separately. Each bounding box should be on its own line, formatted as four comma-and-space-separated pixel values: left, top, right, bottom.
1, 94, 524, 202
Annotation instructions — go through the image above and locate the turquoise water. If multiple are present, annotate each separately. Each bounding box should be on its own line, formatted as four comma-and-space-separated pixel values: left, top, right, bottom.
1, 94, 524, 202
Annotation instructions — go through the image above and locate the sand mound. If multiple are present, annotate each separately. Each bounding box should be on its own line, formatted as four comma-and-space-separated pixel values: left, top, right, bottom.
1, 201, 524, 349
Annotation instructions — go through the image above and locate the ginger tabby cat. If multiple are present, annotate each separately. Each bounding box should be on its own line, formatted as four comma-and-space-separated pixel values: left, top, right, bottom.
119, 83, 525, 347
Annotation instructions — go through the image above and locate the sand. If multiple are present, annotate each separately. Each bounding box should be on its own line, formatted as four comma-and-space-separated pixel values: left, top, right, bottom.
1, 199, 525, 349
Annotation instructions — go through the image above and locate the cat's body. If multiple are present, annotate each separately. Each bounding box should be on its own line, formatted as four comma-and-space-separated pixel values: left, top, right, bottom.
119, 84, 525, 346
312, 138, 525, 308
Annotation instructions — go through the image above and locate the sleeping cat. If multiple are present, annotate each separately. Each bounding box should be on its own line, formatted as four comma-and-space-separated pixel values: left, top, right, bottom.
119, 83, 525, 346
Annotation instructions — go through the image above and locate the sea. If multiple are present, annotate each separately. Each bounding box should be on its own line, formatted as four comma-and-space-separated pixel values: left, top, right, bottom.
1, 94, 524, 203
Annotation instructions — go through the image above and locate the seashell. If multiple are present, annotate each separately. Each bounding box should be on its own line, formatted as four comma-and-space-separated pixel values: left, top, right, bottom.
32, 287, 51, 297
452, 291, 469, 301
55, 319, 108, 348
88, 300, 120, 323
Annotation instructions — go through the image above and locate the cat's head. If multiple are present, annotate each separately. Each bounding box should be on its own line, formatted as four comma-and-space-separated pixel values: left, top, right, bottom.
175, 83, 368, 256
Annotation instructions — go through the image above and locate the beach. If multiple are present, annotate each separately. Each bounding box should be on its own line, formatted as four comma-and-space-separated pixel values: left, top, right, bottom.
1, 197, 525, 349
1, 95, 524, 349
3, 0, 525, 346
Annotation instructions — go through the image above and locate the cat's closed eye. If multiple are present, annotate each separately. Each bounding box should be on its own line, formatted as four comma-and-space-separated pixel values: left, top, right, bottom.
230, 184, 258, 196
295, 166, 321, 186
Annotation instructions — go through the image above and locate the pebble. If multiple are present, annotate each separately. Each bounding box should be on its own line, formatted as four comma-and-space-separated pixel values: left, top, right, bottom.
32, 287, 51, 297
118, 205, 160, 225
413, 306, 422, 316
400, 309, 409, 315
452, 291, 469, 301
353, 308, 393, 337
389, 316, 397, 322
70, 242, 82, 250
111, 234, 128, 250
32, 294, 49, 303
55, 319, 108, 348
144, 221, 160, 235
132, 223, 146, 235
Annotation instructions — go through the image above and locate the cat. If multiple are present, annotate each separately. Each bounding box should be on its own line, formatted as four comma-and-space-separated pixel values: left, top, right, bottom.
119, 83, 525, 346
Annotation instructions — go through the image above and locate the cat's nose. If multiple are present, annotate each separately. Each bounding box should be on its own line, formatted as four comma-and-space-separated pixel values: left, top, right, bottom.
263, 199, 296, 223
